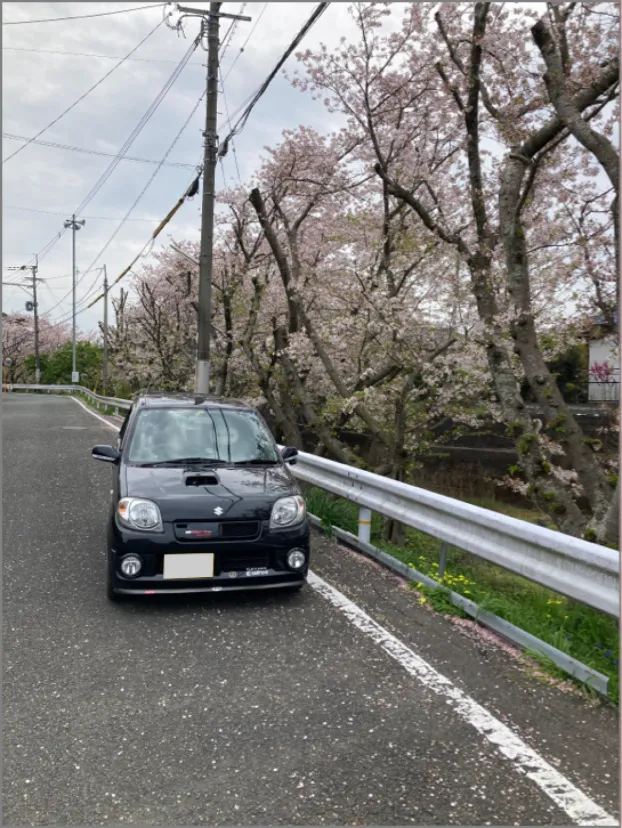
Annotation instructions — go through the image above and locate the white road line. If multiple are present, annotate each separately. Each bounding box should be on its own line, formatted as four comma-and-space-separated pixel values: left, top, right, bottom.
68, 395, 121, 431
308, 571, 616, 827
67, 392, 617, 827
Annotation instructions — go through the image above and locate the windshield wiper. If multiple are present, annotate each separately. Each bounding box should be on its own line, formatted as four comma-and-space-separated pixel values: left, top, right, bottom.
139, 457, 227, 467
231, 458, 279, 466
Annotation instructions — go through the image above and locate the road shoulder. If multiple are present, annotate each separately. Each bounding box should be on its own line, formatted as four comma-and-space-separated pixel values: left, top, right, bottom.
310, 530, 619, 818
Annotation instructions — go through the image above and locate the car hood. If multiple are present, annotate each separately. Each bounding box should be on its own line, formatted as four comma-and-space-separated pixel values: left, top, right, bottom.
121, 463, 299, 521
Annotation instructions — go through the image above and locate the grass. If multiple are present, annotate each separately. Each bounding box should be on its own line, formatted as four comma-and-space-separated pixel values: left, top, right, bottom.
304, 487, 619, 704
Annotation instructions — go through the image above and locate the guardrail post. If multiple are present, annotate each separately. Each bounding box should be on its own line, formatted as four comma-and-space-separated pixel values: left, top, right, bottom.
358, 507, 372, 544
438, 542, 448, 579
114, 406, 119, 416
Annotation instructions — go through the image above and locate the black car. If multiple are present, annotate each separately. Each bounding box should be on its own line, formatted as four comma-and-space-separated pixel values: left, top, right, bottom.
92, 393, 310, 601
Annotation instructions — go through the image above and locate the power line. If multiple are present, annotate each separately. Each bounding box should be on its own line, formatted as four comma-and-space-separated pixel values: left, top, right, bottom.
3, 18, 166, 165
18, 29, 200, 272
219, 74, 241, 185
82, 88, 207, 278
221, 2, 268, 82
3, 3, 167, 25
5, 205, 164, 222
219, 3, 246, 63
41, 37, 202, 320
219, 3, 329, 156
2, 134, 197, 169
3, 46, 203, 65
27, 174, 201, 339
74, 35, 200, 218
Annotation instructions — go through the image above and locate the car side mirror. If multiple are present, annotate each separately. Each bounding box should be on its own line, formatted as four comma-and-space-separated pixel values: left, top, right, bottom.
92, 445, 120, 464
280, 446, 298, 465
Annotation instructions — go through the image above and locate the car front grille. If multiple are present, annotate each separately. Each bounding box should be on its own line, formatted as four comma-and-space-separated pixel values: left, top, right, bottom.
216, 549, 270, 572
220, 521, 261, 540
174, 520, 261, 542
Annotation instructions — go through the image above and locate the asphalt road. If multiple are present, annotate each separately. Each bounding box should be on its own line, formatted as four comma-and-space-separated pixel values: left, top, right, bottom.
3, 394, 619, 826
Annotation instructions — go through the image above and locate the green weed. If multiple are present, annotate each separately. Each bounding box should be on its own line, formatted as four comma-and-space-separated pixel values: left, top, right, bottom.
305, 487, 619, 704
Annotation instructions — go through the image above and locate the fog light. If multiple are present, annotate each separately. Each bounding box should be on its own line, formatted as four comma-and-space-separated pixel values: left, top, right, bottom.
120, 554, 142, 577
287, 549, 306, 571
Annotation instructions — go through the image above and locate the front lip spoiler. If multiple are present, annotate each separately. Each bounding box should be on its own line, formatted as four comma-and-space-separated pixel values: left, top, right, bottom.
114, 579, 305, 595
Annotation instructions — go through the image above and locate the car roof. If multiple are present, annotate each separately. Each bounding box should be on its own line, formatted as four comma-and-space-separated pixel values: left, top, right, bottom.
134, 392, 253, 411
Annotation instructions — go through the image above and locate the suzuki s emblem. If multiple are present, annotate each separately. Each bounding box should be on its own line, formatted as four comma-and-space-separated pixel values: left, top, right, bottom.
214, 506, 224, 516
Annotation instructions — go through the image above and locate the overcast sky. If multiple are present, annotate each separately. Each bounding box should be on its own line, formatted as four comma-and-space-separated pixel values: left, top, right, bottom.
3, 1, 409, 335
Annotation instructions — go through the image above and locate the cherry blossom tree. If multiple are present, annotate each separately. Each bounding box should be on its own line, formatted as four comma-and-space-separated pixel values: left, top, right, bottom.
293, 1, 619, 543
2, 313, 73, 382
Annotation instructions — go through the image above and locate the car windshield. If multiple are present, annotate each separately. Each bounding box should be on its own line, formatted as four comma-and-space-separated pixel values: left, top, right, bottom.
126, 407, 280, 466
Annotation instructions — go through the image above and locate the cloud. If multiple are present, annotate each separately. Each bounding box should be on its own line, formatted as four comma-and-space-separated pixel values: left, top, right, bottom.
3, 1, 409, 334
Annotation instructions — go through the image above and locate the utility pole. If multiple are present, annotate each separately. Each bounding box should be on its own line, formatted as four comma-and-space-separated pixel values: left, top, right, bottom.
6, 257, 42, 382
175, 2, 250, 394
31, 255, 40, 384
64, 214, 85, 383
103, 265, 109, 397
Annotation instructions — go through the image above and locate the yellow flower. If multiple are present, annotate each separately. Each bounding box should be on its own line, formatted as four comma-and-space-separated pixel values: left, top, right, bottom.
419, 597, 427, 605
416, 583, 423, 589
464, 590, 471, 595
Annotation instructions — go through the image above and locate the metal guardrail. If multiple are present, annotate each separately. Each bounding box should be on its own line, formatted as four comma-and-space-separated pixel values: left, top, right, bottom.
287, 452, 620, 619
9, 383, 619, 618
8, 383, 132, 414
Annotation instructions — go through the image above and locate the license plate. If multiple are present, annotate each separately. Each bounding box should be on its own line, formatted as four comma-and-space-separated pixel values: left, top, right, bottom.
163, 553, 214, 580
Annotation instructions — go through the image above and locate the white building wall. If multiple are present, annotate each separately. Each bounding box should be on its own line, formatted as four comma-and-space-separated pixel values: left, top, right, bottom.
588, 335, 620, 401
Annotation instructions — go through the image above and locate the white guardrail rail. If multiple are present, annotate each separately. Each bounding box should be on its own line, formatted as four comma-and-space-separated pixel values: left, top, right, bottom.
9, 383, 620, 619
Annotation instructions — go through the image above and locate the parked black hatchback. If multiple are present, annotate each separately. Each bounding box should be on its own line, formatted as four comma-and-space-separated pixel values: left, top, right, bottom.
92, 393, 310, 601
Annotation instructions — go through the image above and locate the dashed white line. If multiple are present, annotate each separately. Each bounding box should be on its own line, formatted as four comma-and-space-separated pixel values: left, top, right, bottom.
308, 571, 616, 827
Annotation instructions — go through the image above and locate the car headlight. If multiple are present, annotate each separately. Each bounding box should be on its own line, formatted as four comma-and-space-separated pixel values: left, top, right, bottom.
117, 498, 163, 532
270, 495, 306, 528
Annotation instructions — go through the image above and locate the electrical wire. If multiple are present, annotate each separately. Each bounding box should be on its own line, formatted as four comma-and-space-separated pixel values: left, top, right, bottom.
41, 38, 202, 321
19, 172, 200, 338
219, 74, 242, 185
73, 34, 200, 218
3, 46, 203, 65
3, 3, 167, 25
15, 29, 199, 273
3, 18, 166, 165
5, 205, 163, 221
82, 87, 207, 279
221, 2, 268, 82
3, 133, 197, 168
219, 3, 246, 63
219, 3, 329, 157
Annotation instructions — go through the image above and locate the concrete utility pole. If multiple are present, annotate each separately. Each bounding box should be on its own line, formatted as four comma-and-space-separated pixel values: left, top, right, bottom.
175, 2, 250, 394
102, 265, 109, 397
31, 256, 40, 383
6, 257, 42, 382
64, 214, 85, 383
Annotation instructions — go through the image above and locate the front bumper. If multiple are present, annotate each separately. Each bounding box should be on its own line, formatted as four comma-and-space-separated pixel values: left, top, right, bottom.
108, 519, 310, 595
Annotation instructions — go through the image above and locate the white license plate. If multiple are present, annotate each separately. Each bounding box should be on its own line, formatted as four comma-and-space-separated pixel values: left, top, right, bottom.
163, 553, 214, 580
